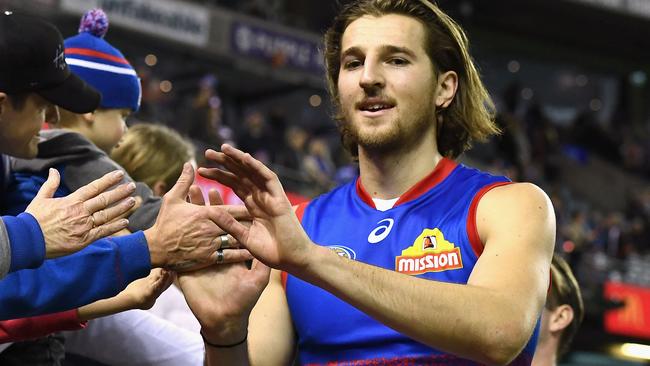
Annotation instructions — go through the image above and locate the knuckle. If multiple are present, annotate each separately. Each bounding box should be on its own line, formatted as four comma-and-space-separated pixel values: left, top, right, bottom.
98, 194, 109, 209
100, 209, 109, 224
89, 182, 101, 195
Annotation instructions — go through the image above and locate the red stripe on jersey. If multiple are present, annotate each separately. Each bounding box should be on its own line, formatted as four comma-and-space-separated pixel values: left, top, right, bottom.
395, 158, 457, 206
466, 181, 513, 258
281, 271, 288, 290
295, 201, 310, 222
355, 178, 375, 208
355, 158, 458, 209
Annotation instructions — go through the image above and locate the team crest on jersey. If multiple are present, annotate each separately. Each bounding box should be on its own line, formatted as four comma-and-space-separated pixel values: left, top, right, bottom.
328, 245, 356, 260
395, 228, 463, 275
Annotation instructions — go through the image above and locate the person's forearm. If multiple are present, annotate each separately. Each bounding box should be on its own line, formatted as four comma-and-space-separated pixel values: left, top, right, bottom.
77, 294, 135, 321
0, 309, 86, 342
0, 232, 150, 320
293, 245, 533, 365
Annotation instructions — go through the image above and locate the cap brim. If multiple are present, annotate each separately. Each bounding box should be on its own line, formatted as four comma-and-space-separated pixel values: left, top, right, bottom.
36, 72, 101, 113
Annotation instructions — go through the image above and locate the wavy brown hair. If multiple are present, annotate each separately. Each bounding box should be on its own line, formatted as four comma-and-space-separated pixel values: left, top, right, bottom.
110, 123, 194, 192
324, 0, 499, 158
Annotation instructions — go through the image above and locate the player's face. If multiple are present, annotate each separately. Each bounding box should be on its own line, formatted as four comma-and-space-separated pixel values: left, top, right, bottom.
337, 14, 438, 154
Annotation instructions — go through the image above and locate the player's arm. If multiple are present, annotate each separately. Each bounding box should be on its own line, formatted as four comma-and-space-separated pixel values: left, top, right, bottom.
202, 270, 296, 365
247, 270, 296, 365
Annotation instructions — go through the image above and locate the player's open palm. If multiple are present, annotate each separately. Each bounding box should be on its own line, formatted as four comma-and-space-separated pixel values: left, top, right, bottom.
199, 145, 313, 271
177, 260, 270, 331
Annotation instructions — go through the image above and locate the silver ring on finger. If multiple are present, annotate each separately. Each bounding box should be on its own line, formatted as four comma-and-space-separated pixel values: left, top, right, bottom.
216, 248, 224, 264
219, 234, 230, 249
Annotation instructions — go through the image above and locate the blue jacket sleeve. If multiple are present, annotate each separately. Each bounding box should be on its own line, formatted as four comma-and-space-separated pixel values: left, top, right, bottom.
0, 213, 46, 276
0, 231, 151, 320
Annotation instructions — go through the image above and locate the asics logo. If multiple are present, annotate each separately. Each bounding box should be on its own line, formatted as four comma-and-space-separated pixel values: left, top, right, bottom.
368, 218, 394, 244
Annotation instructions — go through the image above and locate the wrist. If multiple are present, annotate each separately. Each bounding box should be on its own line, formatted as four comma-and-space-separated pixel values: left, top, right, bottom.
282, 232, 319, 273
201, 320, 248, 346
143, 228, 164, 267
124, 291, 144, 311
285, 239, 321, 276
291, 244, 340, 287
201, 329, 247, 348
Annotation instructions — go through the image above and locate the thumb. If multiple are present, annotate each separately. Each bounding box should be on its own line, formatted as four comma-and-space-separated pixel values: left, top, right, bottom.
165, 162, 194, 200
34, 168, 60, 199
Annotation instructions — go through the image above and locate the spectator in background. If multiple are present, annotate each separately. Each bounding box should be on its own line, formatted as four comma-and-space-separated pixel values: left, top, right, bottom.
532, 254, 584, 366
183, 74, 233, 162
562, 210, 591, 267
111, 123, 195, 196
134, 66, 165, 124
303, 136, 336, 193
0, 9, 247, 364
267, 109, 289, 161
0, 11, 137, 283
276, 125, 309, 172
61, 122, 205, 366
238, 110, 273, 164
525, 103, 561, 183
274, 125, 310, 192
111, 123, 203, 334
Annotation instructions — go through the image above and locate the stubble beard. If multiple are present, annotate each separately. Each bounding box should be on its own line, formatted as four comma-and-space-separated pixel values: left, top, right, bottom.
338, 101, 437, 156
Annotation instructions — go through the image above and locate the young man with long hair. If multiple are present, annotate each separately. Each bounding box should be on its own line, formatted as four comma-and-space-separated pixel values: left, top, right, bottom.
181, 1, 555, 365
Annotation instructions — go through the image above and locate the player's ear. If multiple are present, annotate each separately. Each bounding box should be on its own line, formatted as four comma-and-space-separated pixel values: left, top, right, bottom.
435, 71, 458, 109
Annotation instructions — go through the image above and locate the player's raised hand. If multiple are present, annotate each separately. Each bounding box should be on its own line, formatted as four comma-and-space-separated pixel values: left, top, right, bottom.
198, 145, 313, 272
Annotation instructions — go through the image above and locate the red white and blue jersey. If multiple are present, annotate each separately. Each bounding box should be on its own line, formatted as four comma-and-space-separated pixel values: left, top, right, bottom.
285, 158, 539, 365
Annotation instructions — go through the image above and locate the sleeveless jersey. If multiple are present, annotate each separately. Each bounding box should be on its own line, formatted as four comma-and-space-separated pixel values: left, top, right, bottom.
285, 158, 540, 365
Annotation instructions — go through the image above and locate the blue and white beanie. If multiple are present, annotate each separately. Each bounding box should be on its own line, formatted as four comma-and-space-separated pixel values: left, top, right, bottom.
64, 9, 141, 112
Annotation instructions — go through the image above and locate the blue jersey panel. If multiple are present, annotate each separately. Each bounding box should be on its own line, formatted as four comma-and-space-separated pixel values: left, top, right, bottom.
286, 162, 539, 365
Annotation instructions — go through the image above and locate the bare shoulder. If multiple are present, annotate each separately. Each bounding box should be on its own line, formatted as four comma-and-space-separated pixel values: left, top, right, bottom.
476, 182, 555, 247
481, 182, 553, 218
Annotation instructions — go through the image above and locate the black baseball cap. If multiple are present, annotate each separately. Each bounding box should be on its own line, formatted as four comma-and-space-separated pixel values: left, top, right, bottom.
0, 11, 101, 113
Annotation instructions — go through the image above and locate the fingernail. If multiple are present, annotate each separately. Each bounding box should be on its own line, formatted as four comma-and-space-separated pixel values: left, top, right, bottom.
113, 170, 125, 179
121, 219, 129, 226
127, 182, 136, 190
127, 197, 136, 205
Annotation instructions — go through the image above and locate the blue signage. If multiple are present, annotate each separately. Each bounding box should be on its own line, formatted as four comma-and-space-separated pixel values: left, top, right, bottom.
230, 21, 324, 74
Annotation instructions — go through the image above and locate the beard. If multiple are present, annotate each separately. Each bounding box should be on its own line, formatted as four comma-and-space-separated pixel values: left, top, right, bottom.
337, 99, 437, 156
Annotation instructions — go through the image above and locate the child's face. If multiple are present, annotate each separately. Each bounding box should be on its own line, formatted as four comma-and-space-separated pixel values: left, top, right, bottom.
90, 108, 130, 154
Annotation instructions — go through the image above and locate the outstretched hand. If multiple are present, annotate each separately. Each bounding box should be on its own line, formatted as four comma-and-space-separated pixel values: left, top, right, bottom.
121, 268, 175, 311
178, 181, 270, 342
144, 163, 252, 271
198, 145, 313, 272
26, 169, 136, 259
178, 259, 270, 340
